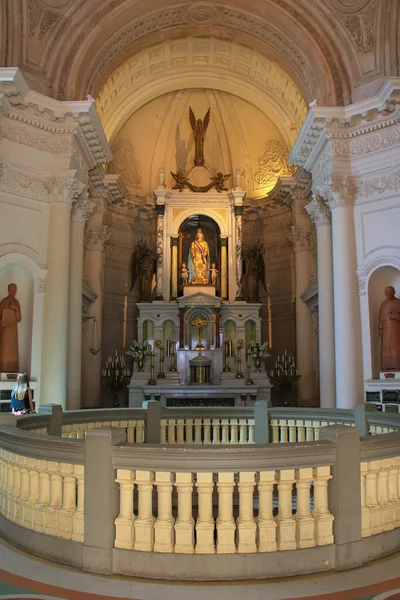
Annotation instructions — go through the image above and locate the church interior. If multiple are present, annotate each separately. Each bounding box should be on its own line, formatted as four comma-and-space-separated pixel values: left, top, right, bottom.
0, 0, 400, 598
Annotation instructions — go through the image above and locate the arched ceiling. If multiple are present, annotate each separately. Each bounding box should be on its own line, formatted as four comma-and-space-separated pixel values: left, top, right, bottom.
3, 0, 398, 107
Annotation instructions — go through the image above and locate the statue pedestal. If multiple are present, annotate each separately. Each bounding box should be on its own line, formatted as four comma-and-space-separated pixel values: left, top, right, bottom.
183, 285, 215, 297
379, 371, 400, 379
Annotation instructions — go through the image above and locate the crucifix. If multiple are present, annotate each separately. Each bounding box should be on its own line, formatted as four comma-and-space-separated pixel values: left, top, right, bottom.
193, 315, 208, 351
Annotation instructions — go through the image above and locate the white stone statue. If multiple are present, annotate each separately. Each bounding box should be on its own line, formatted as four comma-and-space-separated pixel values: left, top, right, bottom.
235, 168, 242, 189
158, 167, 165, 188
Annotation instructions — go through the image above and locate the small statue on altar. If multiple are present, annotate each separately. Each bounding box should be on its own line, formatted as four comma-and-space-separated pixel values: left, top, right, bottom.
0, 283, 21, 372
180, 262, 190, 288
379, 286, 400, 371
188, 228, 210, 285
209, 262, 219, 286
189, 106, 210, 167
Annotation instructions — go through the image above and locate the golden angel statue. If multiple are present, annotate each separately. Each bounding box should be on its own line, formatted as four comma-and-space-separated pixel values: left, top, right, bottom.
189, 107, 210, 167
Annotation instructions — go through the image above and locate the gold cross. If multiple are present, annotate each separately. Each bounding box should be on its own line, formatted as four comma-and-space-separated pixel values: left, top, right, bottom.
193, 315, 208, 350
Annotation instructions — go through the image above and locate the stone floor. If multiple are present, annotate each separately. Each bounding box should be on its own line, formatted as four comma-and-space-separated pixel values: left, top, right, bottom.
0, 537, 400, 600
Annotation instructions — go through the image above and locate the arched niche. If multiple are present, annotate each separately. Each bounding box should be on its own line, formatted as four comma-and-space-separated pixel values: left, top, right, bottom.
368, 266, 400, 378
245, 320, 257, 348
142, 320, 154, 346
0, 264, 34, 375
163, 320, 175, 344
224, 319, 236, 356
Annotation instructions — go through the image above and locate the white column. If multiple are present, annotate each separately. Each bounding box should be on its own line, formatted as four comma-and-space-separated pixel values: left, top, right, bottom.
171, 237, 178, 300
82, 220, 110, 408
234, 207, 244, 301
287, 225, 316, 405
41, 174, 84, 408
155, 205, 164, 300
319, 178, 363, 408
67, 194, 95, 410
220, 237, 228, 300
306, 195, 336, 409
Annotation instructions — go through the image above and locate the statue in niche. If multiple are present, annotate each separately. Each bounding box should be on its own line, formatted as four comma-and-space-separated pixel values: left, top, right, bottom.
244, 241, 267, 302
180, 262, 190, 289
129, 240, 156, 302
0, 283, 21, 372
209, 262, 219, 287
188, 229, 210, 285
189, 107, 210, 167
379, 286, 400, 371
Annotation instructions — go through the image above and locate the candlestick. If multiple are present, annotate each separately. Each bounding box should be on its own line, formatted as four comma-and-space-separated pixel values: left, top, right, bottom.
148, 351, 157, 385
169, 340, 177, 372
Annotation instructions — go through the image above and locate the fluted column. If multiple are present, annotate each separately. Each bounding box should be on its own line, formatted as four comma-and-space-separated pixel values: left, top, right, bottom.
67, 193, 95, 410
82, 207, 110, 408
41, 172, 85, 408
287, 224, 315, 405
234, 207, 244, 301
318, 177, 363, 408
220, 237, 228, 300
306, 195, 336, 409
171, 237, 178, 300
155, 205, 164, 300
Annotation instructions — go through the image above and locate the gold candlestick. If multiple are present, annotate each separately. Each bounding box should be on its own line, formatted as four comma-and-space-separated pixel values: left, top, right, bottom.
235, 339, 244, 379
155, 340, 165, 378
148, 351, 157, 385
223, 340, 231, 372
169, 341, 177, 372
245, 351, 255, 386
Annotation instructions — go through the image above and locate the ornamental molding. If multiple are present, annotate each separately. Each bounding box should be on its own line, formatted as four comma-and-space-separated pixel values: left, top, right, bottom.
36, 278, 46, 293
331, 125, 400, 160
305, 195, 332, 228
85, 225, 111, 250
254, 140, 294, 190
0, 120, 72, 154
286, 226, 312, 252
71, 192, 95, 224
340, 0, 377, 54
316, 175, 357, 209
357, 168, 400, 201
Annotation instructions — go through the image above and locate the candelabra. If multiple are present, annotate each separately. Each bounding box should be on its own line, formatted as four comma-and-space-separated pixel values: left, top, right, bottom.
155, 340, 166, 378
167, 340, 177, 372
245, 351, 255, 386
269, 350, 300, 406
102, 350, 131, 407
148, 351, 157, 385
235, 339, 244, 379
223, 340, 233, 372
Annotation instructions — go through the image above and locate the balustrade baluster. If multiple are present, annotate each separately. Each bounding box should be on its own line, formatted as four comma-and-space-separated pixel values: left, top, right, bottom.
236, 471, 257, 553
72, 464, 84, 542
45, 461, 62, 536
203, 419, 212, 444
276, 469, 296, 550
216, 472, 236, 554
295, 468, 315, 548
221, 419, 229, 444
271, 419, 279, 443
195, 473, 215, 553
239, 419, 248, 444
76, 429, 85, 440
5, 453, 13, 519
24, 457, 39, 530
154, 472, 174, 553
185, 419, 194, 444
212, 419, 221, 445
257, 470, 277, 552
194, 420, 202, 444
248, 420, 255, 444
15, 457, 28, 527
313, 466, 334, 545
167, 419, 176, 444
176, 419, 185, 444
160, 419, 167, 443
230, 419, 239, 444
390, 456, 400, 527
365, 460, 383, 534
313, 421, 321, 440
33, 459, 50, 532
58, 463, 77, 539
174, 472, 194, 554
11, 455, 21, 524
127, 420, 136, 443
288, 420, 296, 443
133, 470, 155, 551
361, 461, 372, 537
378, 458, 395, 531
115, 469, 135, 549
305, 421, 314, 441
136, 420, 145, 443
279, 419, 288, 443
297, 420, 305, 442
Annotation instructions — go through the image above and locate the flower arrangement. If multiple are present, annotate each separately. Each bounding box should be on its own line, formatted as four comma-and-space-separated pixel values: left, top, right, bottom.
126, 340, 152, 360
248, 340, 270, 359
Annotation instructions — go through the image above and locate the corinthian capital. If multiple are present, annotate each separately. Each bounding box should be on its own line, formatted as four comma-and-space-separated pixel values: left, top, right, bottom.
85, 225, 111, 250
317, 175, 357, 210
305, 195, 331, 228
72, 192, 95, 224
46, 169, 86, 205
286, 226, 311, 252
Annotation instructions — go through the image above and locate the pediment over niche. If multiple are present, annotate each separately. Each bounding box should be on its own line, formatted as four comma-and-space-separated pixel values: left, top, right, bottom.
177, 292, 223, 308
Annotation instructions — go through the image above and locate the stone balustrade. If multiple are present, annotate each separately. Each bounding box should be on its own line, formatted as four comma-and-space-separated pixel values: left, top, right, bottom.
1, 406, 400, 580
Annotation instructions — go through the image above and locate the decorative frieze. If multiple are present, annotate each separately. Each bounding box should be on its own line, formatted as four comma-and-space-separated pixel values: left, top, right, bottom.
0, 120, 72, 154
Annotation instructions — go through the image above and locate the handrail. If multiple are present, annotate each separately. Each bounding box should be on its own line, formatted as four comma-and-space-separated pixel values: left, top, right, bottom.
0, 425, 84, 463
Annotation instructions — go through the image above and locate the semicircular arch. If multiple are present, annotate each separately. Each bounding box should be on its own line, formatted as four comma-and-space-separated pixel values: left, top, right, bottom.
172, 208, 228, 239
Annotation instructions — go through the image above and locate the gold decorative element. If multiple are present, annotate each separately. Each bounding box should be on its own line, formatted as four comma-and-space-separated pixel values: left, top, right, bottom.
254, 140, 294, 189
192, 315, 208, 350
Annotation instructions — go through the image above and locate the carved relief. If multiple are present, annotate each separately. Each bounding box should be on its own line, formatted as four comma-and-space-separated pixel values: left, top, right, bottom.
254, 140, 294, 188
108, 138, 142, 188
36, 278, 46, 293
0, 122, 72, 154
28, 0, 59, 42
85, 226, 111, 250
286, 227, 312, 253
71, 193, 95, 224
305, 195, 332, 228
332, 127, 400, 159
341, 0, 377, 53
105, 244, 132, 263
357, 169, 400, 200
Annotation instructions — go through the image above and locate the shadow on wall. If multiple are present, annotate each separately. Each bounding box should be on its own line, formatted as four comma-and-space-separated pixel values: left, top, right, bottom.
368, 265, 400, 379
0, 263, 34, 375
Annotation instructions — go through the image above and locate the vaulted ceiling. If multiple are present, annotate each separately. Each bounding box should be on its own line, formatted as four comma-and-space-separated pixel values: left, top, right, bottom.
2, 0, 399, 107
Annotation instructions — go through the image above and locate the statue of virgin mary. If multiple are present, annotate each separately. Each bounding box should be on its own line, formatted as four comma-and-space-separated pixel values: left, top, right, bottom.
187, 229, 210, 285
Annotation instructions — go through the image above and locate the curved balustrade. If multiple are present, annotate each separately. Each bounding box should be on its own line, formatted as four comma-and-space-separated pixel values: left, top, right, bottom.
1, 406, 400, 580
